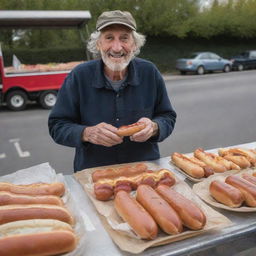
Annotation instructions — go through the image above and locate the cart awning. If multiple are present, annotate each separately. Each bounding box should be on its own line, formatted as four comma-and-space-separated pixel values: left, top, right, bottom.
0, 10, 91, 28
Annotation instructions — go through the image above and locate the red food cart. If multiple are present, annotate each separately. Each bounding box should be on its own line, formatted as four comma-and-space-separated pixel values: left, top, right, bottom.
0, 10, 91, 110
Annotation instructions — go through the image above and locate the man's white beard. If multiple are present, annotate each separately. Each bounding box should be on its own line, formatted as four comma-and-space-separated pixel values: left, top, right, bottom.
101, 50, 134, 71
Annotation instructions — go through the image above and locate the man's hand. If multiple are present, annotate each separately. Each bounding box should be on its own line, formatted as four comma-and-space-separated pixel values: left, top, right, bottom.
130, 118, 158, 142
82, 122, 123, 147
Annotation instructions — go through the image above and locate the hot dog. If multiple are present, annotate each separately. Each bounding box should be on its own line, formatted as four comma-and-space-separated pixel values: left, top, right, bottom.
194, 148, 227, 173
116, 122, 146, 137
92, 163, 148, 182
214, 156, 241, 171
222, 155, 251, 169
218, 148, 252, 169
225, 175, 256, 207
0, 204, 74, 225
0, 191, 63, 206
0, 219, 76, 256
209, 180, 244, 207
114, 190, 158, 240
136, 185, 183, 235
93, 183, 114, 201
0, 182, 65, 197
171, 152, 205, 178
156, 185, 206, 230
242, 173, 256, 186
94, 169, 175, 201
224, 148, 256, 166
189, 157, 215, 177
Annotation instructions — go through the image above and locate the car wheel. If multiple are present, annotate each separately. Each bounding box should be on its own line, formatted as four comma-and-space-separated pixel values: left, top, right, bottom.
180, 71, 186, 75
223, 65, 231, 73
196, 66, 205, 75
6, 90, 28, 111
237, 64, 244, 71
39, 90, 57, 109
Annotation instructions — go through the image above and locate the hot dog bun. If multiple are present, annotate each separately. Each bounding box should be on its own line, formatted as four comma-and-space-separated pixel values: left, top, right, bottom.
209, 180, 244, 207
222, 155, 251, 169
218, 149, 252, 169
0, 191, 63, 206
116, 122, 146, 137
225, 148, 256, 166
136, 185, 183, 235
171, 152, 205, 178
0, 182, 65, 197
225, 175, 256, 207
0, 204, 74, 225
156, 185, 206, 230
0, 219, 76, 256
241, 173, 256, 186
214, 156, 241, 171
114, 190, 158, 240
92, 163, 148, 182
194, 148, 227, 173
189, 157, 215, 177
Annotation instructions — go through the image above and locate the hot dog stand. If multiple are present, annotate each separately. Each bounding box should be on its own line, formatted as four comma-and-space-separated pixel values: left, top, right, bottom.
0, 143, 255, 255
0, 10, 91, 111
66, 141, 256, 256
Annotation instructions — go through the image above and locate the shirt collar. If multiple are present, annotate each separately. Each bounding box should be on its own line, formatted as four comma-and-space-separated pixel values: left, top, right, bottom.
93, 58, 139, 88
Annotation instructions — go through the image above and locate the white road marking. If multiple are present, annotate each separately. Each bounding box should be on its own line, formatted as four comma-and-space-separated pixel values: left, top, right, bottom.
9, 138, 30, 158
0, 153, 6, 159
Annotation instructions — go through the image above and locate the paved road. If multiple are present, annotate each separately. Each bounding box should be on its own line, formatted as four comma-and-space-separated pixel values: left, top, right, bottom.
0, 70, 255, 175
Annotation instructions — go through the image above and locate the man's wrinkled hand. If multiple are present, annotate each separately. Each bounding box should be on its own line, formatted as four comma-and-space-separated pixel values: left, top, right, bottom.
130, 117, 158, 142
82, 122, 123, 147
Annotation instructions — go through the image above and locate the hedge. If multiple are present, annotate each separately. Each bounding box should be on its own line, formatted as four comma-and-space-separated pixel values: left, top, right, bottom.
2, 36, 256, 73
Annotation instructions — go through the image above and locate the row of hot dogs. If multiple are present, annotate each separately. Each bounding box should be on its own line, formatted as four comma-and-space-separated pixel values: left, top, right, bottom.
172, 147, 256, 179
114, 185, 206, 240
92, 163, 175, 201
0, 182, 77, 256
91, 164, 207, 240
209, 173, 256, 208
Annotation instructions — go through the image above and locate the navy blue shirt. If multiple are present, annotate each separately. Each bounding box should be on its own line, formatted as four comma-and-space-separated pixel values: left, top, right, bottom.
48, 57, 176, 171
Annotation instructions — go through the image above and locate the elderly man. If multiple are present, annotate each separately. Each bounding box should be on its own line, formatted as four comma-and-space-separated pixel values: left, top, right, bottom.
48, 10, 177, 172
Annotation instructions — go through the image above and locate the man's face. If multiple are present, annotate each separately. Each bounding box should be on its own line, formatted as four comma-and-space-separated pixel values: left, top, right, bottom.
97, 25, 136, 72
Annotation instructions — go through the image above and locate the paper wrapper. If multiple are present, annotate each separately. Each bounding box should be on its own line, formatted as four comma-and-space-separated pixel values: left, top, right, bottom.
74, 161, 232, 254
0, 162, 86, 256
193, 168, 256, 212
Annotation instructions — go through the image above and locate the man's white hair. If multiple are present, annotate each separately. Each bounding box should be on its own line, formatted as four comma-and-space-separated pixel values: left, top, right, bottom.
87, 30, 146, 57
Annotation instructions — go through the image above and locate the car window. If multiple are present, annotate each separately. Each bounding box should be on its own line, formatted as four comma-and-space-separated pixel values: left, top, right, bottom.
209, 53, 220, 59
250, 51, 256, 58
198, 53, 210, 59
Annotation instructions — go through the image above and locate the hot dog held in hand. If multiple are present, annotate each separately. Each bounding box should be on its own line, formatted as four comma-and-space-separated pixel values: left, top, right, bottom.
116, 122, 146, 137
116, 118, 159, 143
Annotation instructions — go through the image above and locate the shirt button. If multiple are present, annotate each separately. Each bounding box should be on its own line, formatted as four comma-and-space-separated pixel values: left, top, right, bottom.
116, 118, 119, 121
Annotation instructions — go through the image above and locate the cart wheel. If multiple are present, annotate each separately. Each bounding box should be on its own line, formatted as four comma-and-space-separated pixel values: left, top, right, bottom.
39, 90, 57, 109
6, 90, 28, 111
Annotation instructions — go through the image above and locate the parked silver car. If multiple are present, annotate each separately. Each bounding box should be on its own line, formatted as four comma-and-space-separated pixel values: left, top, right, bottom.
176, 52, 232, 75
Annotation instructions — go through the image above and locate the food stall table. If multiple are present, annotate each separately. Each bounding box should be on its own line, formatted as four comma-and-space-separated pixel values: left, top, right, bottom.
65, 142, 256, 255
